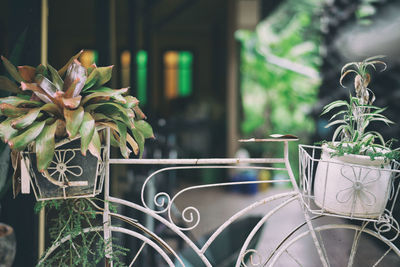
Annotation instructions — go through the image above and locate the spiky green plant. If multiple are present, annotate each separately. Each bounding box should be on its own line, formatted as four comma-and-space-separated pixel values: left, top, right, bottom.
321, 56, 398, 160
0, 50, 153, 193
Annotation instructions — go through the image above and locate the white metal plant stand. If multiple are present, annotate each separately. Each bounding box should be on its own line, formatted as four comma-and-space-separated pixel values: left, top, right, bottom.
39, 129, 400, 266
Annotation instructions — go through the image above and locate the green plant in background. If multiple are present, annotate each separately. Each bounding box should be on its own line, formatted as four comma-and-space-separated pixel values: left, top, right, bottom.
0, 50, 154, 195
35, 198, 128, 266
236, 0, 322, 178
322, 56, 399, 161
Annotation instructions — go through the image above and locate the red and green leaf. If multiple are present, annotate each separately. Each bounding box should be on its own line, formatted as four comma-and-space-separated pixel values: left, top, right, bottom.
0, 118, 19, 142
79, 112, 95, 156
47, 64, 64, 91
1, 56, 24, 82
35, 120, 58, 171
0, 103, 29, 117
0, 96, 42, 107
18, 66, 36, 82
0, 75, 22, 93
63, 59, 86, 97
8, 121, 46, 151
64, 106, 84, 138
88, 128, 101, 160
58, 50, 83, 77
134, 120, 154, 139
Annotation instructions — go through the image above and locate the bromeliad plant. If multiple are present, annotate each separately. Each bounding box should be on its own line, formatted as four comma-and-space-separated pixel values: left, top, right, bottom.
321, 56, 398, 160
0, 50, 153, 195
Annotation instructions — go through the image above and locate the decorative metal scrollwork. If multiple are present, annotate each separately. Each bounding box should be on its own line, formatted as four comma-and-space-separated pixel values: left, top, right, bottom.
375, 211, 400, 242
42, 149, 85, 188
336, 166, 380, 206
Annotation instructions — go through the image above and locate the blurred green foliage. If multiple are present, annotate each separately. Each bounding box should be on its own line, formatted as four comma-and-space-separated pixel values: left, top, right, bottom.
236, 0, 322, 180
237, 0, 321, 139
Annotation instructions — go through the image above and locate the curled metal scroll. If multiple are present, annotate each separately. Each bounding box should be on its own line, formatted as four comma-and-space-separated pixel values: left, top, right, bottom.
240, 249, 262, 267
141, 165, 286, 232
374, 211, 400, 242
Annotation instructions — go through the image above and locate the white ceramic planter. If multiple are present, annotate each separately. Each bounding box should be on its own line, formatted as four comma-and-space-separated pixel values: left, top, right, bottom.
314, 144, 392, 218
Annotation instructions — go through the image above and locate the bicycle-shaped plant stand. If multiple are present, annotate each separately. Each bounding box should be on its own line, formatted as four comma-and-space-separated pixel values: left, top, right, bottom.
38, 129, 400, 266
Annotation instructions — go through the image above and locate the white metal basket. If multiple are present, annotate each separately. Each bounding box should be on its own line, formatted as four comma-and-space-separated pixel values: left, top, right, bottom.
299, 144, 400, 221
21, 143, 107, 201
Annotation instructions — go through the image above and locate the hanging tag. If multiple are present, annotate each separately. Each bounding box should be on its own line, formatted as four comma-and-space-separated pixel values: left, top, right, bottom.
20, 158, 30, 194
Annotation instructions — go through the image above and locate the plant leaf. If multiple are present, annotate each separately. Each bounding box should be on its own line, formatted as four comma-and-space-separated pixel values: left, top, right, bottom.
47, 64, 64, 91
88, 128, 101, 160
8, 121, 46, 151
0, 75, 22, 93
11, 108, 41, 129
81, 87, 128, 105
133, 106, 146, 119
133, 120, 154, 139
61, 95, 82, 109
35, 120, 58, 171
116, 121, 129, 158
0, 103, 29, 117
64, 106, 84, 138
0, 96, 42, 107
0, 118, 19, 142
321, 100, 349, 115
20, 82, 52, 103
10, 103, 60, 129
35, 74, 58, 98
131, 127, 145, 158
18, 66, 36, 82
79, 112, 95, 156
93, 66, 113, 88
122, 96, 139, 109
63, 60, 87, 97
58, 50, 83, 77
1, 56, 24, 82
82, 67, 99, 91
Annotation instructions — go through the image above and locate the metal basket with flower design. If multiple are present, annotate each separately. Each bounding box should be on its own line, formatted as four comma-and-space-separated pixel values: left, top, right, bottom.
299, 144, 400, 222
21, 133, 107, 200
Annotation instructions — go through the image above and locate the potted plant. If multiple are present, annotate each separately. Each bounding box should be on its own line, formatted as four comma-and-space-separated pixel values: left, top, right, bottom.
0, 50, 154, 200
312, 56, 399, 218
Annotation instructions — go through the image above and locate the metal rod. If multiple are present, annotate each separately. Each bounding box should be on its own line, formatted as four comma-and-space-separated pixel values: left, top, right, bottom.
38, 0, 48, 259
109, 157, 285, 165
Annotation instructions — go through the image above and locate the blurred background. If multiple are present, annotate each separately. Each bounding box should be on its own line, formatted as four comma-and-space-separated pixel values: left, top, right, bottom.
1, 0, 400, 265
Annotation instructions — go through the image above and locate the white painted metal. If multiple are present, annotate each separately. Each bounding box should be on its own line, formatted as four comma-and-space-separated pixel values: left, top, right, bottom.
39, 133, 400, 266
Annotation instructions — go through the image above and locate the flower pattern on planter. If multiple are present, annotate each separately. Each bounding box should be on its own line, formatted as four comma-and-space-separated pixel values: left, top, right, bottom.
43, 149, 83, 186
336, 165, 381, 206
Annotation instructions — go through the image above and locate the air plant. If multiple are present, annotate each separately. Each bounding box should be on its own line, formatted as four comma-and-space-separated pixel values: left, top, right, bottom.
321, 55, 398, 160
0, 50, 153, 195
